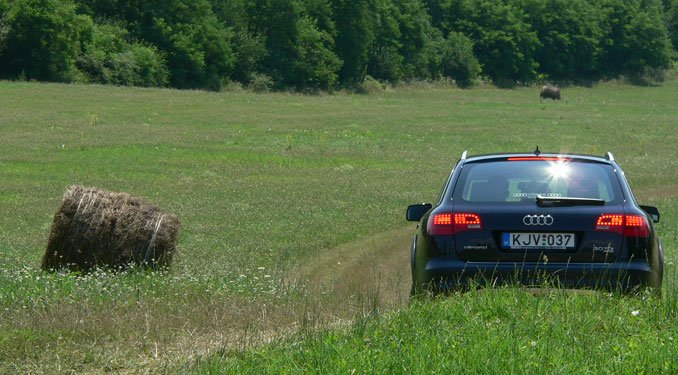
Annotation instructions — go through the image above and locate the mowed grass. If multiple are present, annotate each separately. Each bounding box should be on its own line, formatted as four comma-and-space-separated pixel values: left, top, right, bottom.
0, 80, 676, 373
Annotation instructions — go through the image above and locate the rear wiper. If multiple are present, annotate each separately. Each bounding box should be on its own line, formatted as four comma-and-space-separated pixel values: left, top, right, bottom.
536, 195, 605, 207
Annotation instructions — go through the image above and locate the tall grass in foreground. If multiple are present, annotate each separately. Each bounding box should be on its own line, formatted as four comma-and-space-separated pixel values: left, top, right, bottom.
195, 285, 678, 374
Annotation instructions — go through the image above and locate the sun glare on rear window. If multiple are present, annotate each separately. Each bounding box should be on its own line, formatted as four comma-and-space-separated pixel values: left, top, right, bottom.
547, 161, 570, 180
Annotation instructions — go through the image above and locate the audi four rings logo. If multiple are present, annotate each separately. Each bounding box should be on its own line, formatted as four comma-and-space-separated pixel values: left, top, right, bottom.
523, 214, 554, 225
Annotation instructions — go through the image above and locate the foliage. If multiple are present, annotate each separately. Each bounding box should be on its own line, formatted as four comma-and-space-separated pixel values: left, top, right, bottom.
357, 74, 386, 93
247, 72, 274, 92
433, 31, 481, 87
332, 0, 375, 84
144, 0, 235, 90
0, 0, 676, 89
76, 23, 169, 87
450, 0, 541, 84
622, 1, 673, 76
293, 16, 342, 89
520, 0, 603, 80
368, 0, 443, 83
598, 0, 673, 77
210, 0, 267, 84
668, 0, 678, 51
0, 0, 87, 81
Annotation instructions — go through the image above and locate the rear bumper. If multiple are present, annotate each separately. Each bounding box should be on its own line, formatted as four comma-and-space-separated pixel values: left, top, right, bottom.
423, 257, 655, 292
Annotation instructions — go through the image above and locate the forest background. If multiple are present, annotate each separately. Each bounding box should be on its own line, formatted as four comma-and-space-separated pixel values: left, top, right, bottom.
0, 0, 676, 91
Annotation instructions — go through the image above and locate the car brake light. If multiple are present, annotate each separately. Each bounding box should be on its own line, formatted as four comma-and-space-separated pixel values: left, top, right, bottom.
624, 215, 650, 237
596, 214, 650, 237
507, 157, 570, 161
429, 213, 482, 236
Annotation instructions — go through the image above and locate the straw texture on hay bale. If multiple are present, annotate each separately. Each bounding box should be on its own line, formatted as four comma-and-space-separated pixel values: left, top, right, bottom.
42, 185, 180, 272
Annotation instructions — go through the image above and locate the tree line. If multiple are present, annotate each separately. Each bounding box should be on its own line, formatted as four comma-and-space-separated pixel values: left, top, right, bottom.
0, 0, 676, 91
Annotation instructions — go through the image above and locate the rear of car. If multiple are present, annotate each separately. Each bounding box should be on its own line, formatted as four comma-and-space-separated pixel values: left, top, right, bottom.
407, 152, 663, 295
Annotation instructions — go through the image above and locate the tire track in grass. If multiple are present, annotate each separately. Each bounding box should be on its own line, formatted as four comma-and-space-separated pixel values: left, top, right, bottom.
145, 228, 414, 373
290, 226, 413, 313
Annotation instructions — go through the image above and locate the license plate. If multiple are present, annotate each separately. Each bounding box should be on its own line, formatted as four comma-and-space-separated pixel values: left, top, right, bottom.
502, 232, 575, 250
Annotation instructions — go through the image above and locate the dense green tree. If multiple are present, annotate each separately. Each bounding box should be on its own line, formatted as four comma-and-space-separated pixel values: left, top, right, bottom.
598, 0, 639, 75
210, 0, 267, 84
244, 0, 342, 88
622, 2, 673, 74
303, 0, 337, 37
76, 22, 169, 86
293, 16, 342, 88
665, 0, 678, 50
440, 0, 540, 84
391, 0, 440, 80
77, 0, 235, 90
144, 0, 235, 89
520, 0, 603, 80
1, 0, 676, 90
433, 31, 481, 86
367, 0, 404, 81
367, 0, 449, 83
298, 0, 341, 85
598, 0, 672, 76
0, 0, 89, 81
245, 0, 303, 86
332, 0, 376, 84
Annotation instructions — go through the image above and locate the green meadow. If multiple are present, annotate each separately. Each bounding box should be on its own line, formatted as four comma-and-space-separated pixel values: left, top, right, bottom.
0, 80, 676, 373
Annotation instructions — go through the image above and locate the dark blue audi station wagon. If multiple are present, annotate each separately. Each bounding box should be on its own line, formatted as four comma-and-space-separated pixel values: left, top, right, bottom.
406, 151, 663, 295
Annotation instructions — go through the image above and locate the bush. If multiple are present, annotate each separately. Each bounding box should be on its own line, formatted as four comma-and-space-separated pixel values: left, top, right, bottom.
247, 73, 274, 92
435, 32, 481, 87
77, 23, 169, 87
357, 75, 386, 94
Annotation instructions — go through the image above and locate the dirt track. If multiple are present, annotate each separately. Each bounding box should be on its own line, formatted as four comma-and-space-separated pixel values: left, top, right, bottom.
291, 226, 413, 313
134, 227, 415, 373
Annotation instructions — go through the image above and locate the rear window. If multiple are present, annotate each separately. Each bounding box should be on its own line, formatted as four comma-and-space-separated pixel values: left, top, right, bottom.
453, 160, 623, 204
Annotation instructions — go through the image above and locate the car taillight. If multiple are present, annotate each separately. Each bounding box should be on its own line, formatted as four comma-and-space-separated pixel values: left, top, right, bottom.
429, 213, 482, 236
596, 214, 650, 237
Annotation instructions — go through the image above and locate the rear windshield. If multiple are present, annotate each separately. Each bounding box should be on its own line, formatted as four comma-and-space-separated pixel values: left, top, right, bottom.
453, 160, 624, 204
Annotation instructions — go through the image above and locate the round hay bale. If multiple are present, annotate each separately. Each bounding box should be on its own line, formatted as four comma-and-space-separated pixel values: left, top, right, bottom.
42, 185, 180, 272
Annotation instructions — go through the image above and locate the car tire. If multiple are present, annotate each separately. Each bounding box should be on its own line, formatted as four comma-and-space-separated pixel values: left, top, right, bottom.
649, 239, 664, 297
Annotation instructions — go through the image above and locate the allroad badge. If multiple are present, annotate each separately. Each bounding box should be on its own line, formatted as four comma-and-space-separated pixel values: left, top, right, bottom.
523, 214, 554, 226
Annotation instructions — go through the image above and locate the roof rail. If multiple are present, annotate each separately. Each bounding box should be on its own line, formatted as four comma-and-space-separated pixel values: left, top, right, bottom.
461, 150, 468, 161
606, 152, 615, 161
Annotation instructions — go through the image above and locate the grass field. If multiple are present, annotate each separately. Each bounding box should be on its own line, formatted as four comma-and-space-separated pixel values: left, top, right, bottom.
0, 79, 676, 373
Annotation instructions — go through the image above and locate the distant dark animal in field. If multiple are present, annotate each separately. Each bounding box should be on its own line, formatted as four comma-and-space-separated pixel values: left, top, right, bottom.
42, 185, 180, 273
540, 85, 561, 100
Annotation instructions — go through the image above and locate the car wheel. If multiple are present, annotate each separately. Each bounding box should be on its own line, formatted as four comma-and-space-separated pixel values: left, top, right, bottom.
649, 239, 664, 297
